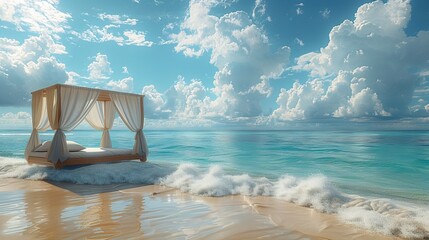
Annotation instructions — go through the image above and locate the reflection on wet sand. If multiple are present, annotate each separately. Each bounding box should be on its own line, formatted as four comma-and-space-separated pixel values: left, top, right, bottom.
0, 179, 397, 240
20, 182, 146, 239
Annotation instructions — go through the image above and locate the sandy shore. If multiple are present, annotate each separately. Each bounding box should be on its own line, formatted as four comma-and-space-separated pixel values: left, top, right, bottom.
0, 178, 400, 240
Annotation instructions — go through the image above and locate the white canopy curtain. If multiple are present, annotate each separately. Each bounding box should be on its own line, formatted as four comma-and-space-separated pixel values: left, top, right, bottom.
110, 93, 148, 159
24, 91, 50, 159
86, 101, 115, 148
46, 86, 100, 164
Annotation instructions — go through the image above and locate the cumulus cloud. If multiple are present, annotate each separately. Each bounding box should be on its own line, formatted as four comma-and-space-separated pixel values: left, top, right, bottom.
0, 0, 72, 106
88, 53, 113, 80
0, 111, 31, 120
107, 77, 133, 92
69, 53, 134, 92
273, 0, 429, 121
170, 0, 290, 119
65, 71, 80, 85
296, 8, 303, 15
0, 111, 31, 126
0, 0, 71, 35
0, 35, 68, 106
142, 76, 208, 119
163, 76, 208, 118
142, 85, 167, 118
124, 30, 153, 46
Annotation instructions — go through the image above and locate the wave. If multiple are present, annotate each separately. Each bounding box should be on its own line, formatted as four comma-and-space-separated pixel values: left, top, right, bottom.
0, 157, 428, 238
0, 158, 174, 185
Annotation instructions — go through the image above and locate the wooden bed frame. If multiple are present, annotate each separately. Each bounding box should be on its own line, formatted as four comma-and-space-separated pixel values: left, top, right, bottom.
27, 84, 148, 169
27, 154, 147, 169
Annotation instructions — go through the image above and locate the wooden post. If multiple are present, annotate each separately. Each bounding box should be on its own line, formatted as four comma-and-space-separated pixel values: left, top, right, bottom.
140, 96, 144, 128
56, 85, 61, 127
54, 161, 64, 169
55, 85, 64, 167
139, 96, 146, 162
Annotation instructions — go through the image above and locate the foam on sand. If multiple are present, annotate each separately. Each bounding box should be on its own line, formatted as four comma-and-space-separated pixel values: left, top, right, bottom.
0, 157, 174, 185
0, 158, 428, 238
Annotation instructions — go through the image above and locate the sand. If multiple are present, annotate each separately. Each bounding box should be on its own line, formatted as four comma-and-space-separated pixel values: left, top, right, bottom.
0, 178, 401, 240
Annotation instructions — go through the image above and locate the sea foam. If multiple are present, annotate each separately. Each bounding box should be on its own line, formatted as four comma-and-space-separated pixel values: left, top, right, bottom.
0, 158, 174, 185
0, 158, 428, 238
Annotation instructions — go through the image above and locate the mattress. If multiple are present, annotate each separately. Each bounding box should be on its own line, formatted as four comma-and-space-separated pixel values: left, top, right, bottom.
30, 148, 134, 159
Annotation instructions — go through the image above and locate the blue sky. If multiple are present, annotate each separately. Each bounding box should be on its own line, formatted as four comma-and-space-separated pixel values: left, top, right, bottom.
0, 0, 428, 129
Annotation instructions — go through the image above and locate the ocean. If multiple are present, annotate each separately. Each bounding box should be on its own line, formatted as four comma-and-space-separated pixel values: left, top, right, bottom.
0, 129, 428, 238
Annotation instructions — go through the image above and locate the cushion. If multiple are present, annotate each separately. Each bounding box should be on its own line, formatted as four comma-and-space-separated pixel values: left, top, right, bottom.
34, 140, 86, 152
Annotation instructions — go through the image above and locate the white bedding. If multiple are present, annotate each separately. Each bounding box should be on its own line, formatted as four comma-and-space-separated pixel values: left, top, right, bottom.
30, 148, 134, 159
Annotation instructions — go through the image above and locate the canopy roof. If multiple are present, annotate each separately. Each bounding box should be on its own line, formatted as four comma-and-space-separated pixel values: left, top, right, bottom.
25, 84, 148, 165
31, 84, 144, 101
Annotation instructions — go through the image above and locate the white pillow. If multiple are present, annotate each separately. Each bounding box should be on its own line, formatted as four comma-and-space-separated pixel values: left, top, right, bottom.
34, 140, 85, 152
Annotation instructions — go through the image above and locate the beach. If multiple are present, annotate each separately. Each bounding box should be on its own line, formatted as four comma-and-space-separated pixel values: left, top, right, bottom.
1, 130, 428, 239
0, 178, 398, 240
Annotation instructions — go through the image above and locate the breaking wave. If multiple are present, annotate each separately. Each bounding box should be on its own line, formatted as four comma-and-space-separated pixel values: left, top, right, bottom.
0, 157, 428, 238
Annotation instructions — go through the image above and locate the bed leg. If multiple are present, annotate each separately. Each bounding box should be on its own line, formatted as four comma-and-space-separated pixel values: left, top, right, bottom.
54, 161, 64, 169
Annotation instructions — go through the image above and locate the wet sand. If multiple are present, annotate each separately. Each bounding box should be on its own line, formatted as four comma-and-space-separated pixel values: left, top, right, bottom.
0, 179, 400, 240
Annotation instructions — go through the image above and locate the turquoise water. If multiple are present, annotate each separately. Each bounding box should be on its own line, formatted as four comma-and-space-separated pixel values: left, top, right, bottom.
1, 129, 429, 237
1, 129, 428, 204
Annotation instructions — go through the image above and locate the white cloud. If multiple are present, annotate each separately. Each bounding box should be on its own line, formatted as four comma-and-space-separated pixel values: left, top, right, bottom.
273, 0, 429, 121
0, 111, 31, 126
71, 25, 124, 45
142, 85, 167, 118
320, 8, 330, 19
65, 71, 80, 85
133, 0, 140, 3
71, 25, 153, 47
0, 35, 68, 105
162, 22, 176, 36
425, 104, 429, 112
171, 0, 290, 119
0, 0, 71, 35
88, 53, 113, 80
163, 76, 208, 119
0, 1, 71, 106
124, 30, 153, 46
252, 0, 266, 19
69, 53, 134, 93
144, 118, 216, 129
296, 3, 304, 7
295, 37, 304, 46
142, 76, 208, 119
98, 13, 138, 26
0, 111, 31, 120
419, 70, 429, 77
107, 77, 133, 92
296, 8, 303, 15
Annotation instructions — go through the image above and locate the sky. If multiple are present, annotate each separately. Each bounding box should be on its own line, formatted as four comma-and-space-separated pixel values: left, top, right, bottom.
0, 0, 429, 129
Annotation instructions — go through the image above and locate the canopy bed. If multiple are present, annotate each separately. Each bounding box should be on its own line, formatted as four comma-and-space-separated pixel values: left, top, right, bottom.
24, 84, 148, 169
